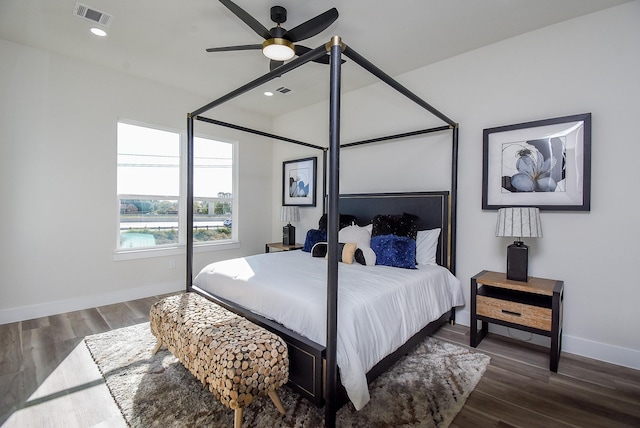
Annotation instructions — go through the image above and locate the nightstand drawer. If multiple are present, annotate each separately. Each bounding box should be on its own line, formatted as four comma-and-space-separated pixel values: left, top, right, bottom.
477, 295, 552, 331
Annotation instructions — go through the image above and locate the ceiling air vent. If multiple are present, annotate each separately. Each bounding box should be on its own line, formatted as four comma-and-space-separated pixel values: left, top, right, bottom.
73, 2, 113, 27
275, 86, 294, 95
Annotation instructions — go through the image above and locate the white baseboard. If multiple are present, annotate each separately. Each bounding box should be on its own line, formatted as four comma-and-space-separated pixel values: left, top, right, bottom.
455, 309, 640, 371
0, 281, 184, 325
561, 335, 640, 371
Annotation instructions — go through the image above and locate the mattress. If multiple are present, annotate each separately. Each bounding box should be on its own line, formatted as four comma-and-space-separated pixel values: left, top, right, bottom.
193, 250, 464, 410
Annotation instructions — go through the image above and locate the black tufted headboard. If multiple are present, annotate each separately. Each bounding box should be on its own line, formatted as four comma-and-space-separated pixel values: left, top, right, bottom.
338, 191, 451, 269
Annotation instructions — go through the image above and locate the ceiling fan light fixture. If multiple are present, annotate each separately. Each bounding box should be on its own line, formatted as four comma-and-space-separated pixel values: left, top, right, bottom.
262, 38, 295, 61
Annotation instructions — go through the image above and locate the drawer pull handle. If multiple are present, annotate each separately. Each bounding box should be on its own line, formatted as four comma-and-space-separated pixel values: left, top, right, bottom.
502, 309, 521, 317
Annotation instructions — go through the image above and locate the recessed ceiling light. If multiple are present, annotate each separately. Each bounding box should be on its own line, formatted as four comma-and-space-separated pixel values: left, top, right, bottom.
264, 91, 274, 97
90, 27, 107, 37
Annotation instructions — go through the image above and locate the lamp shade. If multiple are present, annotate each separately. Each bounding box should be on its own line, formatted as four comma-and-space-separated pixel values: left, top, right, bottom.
280, 206, 300, 223
496, 207, 542, 239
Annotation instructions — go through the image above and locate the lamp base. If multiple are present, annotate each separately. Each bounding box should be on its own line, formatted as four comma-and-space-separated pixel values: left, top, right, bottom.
283, 224, 296, 245
506, 241, 529, 282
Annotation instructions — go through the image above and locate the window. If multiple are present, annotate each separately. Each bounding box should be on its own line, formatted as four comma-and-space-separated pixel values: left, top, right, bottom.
193, 136, 235, 244
117, 121, 235, 252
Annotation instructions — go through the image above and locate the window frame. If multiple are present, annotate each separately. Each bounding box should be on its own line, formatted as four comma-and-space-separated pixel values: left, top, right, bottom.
192, 133, 238, 247
114, 119, 239, 260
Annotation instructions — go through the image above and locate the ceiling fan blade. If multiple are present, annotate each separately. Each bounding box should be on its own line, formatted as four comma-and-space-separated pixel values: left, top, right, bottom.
295, 45, 345, 65
295, 45, 328, 64
219, 0, 271, 40
284, 8, 338, 42
206, 44, 263, 53
270, 59, 285, 71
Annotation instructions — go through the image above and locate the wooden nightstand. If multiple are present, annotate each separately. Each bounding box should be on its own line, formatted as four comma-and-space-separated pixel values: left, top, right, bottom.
265, 242, 303, 253
470, 270, 564, 372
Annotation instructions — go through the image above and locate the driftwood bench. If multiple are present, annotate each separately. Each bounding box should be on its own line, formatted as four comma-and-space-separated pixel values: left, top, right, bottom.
150, 292, 289, 428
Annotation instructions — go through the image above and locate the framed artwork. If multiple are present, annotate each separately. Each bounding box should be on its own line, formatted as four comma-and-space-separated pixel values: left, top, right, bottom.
482, 113, 591, 211
282, 157, 317, 206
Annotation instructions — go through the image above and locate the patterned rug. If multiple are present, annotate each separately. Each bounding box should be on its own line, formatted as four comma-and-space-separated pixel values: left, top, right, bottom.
85, 322, 489, 427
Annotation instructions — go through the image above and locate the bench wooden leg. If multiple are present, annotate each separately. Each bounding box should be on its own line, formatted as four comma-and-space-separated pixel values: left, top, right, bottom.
268, 389, 285, 414
152, 339, 162, 355
234, 407, 243, 428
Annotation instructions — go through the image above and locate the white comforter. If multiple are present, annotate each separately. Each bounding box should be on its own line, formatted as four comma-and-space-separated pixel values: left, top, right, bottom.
193, 250, 464, 410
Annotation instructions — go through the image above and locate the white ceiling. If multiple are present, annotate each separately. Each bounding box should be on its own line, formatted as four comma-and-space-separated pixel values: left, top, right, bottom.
0, 0, 632, 117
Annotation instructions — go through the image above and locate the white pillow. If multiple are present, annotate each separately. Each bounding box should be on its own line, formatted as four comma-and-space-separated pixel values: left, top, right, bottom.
339, 225, 376, 266
416, 228, 441, 265
339, 225, 371, 249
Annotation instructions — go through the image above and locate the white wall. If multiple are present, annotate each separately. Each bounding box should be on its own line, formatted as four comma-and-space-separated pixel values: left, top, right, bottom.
0, 39, 274, 322
271, 2, 640, 369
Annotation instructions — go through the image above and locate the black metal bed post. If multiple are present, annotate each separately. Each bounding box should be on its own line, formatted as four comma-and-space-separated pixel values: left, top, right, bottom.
186, 45, 327, 292
341, 43, 458, 276
450, 125, 459, 274
186, 114, 194, 290
325, 36, 343, 428
322, 149, 328, 214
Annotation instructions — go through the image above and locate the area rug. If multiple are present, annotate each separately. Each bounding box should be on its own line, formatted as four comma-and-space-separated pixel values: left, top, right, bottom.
85, 322, 489, 427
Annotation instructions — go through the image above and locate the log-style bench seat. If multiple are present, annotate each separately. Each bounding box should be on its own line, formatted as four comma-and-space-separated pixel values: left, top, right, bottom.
150, 292, 289, 428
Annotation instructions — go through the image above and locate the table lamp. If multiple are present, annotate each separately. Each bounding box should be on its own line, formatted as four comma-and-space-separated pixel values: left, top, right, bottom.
496, 207, 542, 282
280, 206, 300, 245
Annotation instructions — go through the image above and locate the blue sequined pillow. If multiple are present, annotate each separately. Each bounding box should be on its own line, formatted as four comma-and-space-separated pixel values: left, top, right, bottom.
303, 229, 327, 252
370, 234, 417, 269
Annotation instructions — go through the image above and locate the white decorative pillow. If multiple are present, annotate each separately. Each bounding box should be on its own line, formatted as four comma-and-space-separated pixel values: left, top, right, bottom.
416, 228, 441, 265
339, 225, 371, 249
338, 225, 376, 266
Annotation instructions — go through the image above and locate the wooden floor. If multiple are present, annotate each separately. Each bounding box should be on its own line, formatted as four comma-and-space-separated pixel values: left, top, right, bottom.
435, 324, 640, 428
1, 294, 639, 427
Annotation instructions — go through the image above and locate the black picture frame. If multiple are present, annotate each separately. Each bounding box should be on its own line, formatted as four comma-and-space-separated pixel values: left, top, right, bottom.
282, 157, 317, 206
482, 113, 591, 211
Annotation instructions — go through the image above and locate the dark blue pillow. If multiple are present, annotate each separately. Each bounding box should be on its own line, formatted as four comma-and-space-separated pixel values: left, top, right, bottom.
370, 234, 417, 269
303, 229, 327, 252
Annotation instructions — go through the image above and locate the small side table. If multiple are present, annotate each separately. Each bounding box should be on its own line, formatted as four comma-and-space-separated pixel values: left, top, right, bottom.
470, 270, 564, 372
265, 242, 303, 253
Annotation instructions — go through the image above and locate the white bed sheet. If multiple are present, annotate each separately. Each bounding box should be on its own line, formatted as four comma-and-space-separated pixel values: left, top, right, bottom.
193, 250, 464, 410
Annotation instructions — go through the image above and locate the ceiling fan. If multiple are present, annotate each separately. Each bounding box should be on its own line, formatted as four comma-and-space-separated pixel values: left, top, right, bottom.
207, 0, 339, 71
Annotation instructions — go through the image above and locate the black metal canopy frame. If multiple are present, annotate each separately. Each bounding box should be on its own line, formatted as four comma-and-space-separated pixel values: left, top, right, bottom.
186, 36, 459, 428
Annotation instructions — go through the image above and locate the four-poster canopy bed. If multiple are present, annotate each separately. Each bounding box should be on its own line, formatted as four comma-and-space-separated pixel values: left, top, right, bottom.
186, 36, 460, 427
